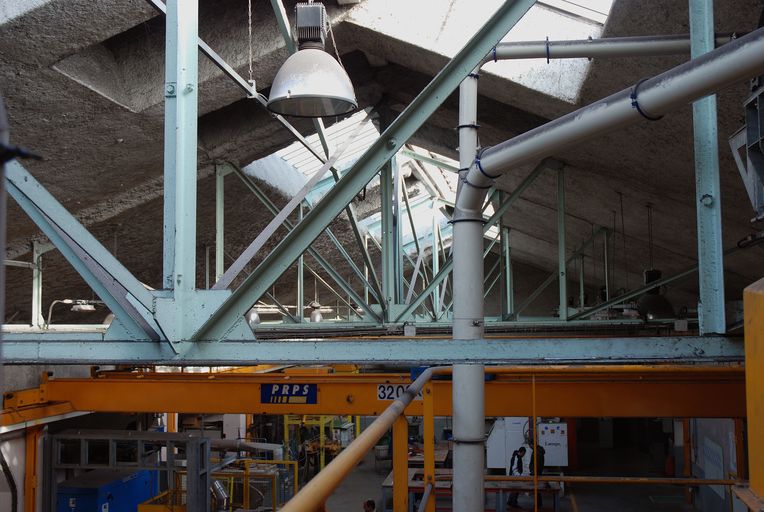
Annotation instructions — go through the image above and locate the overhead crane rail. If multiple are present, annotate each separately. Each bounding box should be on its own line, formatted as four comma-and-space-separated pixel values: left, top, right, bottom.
1, 364, 746, 428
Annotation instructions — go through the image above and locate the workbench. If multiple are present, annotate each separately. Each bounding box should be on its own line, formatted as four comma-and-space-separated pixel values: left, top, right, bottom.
381, 468, 560, 511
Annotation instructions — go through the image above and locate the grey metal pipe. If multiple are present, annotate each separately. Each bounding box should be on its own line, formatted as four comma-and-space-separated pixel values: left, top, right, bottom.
448, 28, 764, 512
455, 26, 764, 217
452, 68, 486, 512
210, 438, 283, 458
486, 33, 736, 62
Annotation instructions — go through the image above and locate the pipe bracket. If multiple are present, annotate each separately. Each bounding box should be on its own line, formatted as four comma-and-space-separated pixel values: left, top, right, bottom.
452, 437, 486, 445
630, 78, 664, 121
476, 153, 501, 179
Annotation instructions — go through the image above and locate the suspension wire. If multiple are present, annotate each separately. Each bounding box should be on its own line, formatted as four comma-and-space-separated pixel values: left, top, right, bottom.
647, 203, 654, 269
248, 0, 254, 84
327, 21, 345, 69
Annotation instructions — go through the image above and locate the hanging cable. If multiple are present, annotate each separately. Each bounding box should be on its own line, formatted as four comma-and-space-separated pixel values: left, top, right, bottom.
646, 203, 654, 269
247, 0, 254, 85
327, 21, 345, 70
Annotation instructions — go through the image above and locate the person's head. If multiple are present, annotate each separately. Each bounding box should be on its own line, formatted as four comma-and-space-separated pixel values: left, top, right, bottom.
518, 447, 526, 456
363, 499, 376, 511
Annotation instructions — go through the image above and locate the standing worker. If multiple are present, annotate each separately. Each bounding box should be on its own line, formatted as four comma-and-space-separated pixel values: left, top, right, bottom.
529, 445, 546, 508
507, 446, 527, 508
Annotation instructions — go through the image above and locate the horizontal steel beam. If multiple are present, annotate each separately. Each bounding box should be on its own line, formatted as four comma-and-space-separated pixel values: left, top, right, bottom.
0, 335, 742, 365
3, 367, 745, 418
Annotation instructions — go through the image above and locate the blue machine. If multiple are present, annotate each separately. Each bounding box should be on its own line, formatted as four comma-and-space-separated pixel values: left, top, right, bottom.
56, 469, 158, 512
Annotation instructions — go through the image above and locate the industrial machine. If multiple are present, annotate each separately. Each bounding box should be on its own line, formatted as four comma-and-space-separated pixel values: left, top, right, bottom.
56, 469, 158, 512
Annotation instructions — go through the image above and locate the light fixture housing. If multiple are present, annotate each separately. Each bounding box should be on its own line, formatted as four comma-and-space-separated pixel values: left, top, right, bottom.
267, 2, 357, 118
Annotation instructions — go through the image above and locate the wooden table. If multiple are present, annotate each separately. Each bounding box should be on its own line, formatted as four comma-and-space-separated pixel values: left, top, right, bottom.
407, 442, 451, 467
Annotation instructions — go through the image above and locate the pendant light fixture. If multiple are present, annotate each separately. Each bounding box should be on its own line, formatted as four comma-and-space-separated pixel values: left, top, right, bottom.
267, 2, 357, 118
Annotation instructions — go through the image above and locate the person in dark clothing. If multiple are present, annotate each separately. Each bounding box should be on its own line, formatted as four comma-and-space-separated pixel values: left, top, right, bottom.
529, 445, 546, 508
507, 446, 526, 508
363, 498, 376, 511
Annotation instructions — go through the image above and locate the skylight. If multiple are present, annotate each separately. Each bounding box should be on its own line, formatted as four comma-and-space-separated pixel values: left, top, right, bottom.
538, 0, 615, 25
347, 0, 617, 105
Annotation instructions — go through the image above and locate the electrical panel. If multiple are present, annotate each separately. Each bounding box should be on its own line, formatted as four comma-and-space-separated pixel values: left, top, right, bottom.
538, 421, 569, 467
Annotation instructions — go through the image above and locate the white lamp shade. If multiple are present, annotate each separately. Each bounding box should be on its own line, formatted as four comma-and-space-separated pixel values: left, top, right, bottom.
267, 48, 357, 117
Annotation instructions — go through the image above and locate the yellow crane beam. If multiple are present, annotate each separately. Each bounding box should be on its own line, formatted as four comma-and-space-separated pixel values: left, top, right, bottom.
1, 365, 745, 426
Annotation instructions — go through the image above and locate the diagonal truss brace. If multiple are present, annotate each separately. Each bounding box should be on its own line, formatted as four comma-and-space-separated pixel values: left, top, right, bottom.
5, 162, 162, 341
192, 0, 538, 341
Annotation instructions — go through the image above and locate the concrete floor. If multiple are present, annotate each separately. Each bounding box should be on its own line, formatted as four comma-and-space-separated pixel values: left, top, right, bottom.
324, 444, 695, 512
326, 451, 388, 511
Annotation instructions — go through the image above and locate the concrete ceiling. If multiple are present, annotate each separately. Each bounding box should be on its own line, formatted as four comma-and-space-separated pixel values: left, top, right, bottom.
2, 0, 763, 325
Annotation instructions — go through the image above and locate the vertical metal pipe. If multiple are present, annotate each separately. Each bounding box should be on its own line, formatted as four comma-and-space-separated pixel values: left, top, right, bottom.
0, 93, 7, 392
557, 168, 567, 320
453, 71, 485, 512
163, 0, 199, 294
690, 0, 726, 334
215, 165, 224, 283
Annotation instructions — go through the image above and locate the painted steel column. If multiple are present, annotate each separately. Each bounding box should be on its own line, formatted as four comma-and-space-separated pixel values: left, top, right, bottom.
163, 0, 198, 293
744, 279, 764, 498
578, 255, 585, 308
603, 231, 611, 301
431, 200, 441, 319
393, 415, 409, 511
453, 69, 485, 512
31, 241, 45, 328
215, 165, 224, 283
690, 0, 726, 334
393, 156, 404, 303
423, 382, 436, 512
381, 160, 396, 320
298, 202, 304, 323
557, 168, 567, 320
0, 94, 7, 388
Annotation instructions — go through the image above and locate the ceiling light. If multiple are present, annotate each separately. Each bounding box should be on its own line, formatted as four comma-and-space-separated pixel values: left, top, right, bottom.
267, 2, 357, 118
71, 303, 96, 313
